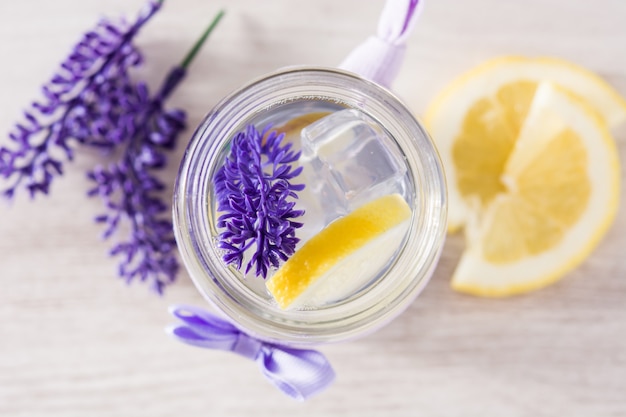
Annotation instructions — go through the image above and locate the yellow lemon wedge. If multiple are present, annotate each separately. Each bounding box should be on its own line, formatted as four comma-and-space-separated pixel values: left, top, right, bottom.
266, 194, 411, 310
449, 83, 619, 296
424, 56, 626, 232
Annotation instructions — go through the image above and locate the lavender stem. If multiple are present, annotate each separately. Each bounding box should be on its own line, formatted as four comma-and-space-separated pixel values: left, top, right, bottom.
180, 10, 225, 70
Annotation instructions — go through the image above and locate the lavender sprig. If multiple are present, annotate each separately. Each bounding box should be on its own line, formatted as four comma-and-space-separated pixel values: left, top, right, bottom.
0, 1, 161, 198
213, 125, 305, 278
1, 1, 225, 294
86, 12, 225, 294
86, 73, 186, 293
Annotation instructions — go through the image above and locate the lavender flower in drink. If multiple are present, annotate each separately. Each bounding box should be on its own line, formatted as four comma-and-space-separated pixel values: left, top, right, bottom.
213, 125, 305, 278
1, 0, 225, 293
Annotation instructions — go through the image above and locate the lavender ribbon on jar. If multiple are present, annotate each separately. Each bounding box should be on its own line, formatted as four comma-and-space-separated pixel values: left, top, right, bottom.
339, 0, 423, 88
166, 305, 336, 401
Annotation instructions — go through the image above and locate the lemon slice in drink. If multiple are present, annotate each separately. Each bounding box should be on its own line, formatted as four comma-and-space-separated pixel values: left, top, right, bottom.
266, 194, 411, 310
424, 56, 626, 232
451, 83, 619, 296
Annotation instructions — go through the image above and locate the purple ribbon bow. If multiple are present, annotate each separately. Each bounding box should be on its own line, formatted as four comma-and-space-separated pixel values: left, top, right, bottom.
340, 0, 423, 88
166, 305, 335, 400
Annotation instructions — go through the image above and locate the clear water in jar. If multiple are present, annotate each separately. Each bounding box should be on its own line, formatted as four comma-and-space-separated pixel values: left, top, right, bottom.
210, 99, 414, 309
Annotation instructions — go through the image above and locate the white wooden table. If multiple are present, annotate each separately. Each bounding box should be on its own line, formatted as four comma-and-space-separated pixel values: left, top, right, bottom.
1, 0, 625, 415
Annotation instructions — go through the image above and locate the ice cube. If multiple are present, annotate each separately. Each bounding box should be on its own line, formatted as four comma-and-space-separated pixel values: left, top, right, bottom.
299, 109, 407, 218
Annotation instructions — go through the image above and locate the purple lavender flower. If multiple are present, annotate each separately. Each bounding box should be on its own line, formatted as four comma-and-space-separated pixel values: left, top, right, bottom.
213, 125, 305, 278
1, 1, 225, 294
86, 11, 224, 294
86, 79, 187, 293
0, 1, 159, 198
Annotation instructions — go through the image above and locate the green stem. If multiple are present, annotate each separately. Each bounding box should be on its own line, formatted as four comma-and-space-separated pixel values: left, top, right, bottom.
180, 10, 225, 69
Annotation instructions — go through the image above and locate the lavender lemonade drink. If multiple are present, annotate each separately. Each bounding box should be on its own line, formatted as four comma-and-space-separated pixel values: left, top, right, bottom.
173, 67, 447, 345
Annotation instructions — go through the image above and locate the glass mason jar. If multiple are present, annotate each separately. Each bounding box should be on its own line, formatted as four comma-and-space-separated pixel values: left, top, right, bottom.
173, 67, 447, 346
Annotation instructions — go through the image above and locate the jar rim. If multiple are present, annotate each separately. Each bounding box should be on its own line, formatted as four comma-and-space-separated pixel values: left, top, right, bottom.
173, 66, 447, 345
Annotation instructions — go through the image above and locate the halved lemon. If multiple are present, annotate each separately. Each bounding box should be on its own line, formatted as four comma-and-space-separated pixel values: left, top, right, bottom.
449, 83, 619, 296
424, 56, 626, 232
266, 194, 411, 309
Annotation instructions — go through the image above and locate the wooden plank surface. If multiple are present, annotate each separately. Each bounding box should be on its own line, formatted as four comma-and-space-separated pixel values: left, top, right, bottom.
1, 0, 625, 415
